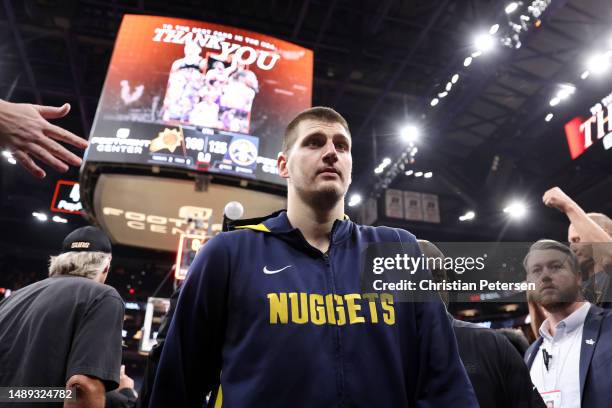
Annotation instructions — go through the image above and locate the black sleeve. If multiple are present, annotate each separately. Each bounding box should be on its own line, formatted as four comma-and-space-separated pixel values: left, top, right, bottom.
66, 292, 125, 391
148, 234, 230, 408
105, 388, 137, 408
498, 334, 546, 408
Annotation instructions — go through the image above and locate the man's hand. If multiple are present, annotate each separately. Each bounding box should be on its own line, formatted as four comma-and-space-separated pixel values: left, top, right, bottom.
118, 365, 135, 392
0, 99, 88, 178
542, 187, 577, 214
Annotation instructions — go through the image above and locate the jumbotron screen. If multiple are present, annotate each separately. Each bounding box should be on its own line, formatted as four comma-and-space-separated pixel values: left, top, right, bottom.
86, 15, 313, 186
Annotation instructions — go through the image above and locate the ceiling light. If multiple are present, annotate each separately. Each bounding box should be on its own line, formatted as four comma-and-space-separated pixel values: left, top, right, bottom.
7, 157, 16, 165
414, 171, 423, 177
424, 171, 433, 178
463, 56, 473, 67
471, 50, 483, 58
505, 2, 519, 14
382, 157, 391, 165
405, 170, 414, 176
400, 125, 419, 144
445, 82, 452, 91
556, 84, 575, 100
32, 212, 48, 222
438, 91, 448, 98
451, 74, 459, 84
580, 70, 590, 80
545, 113, 553, 122
348, 194, 362, 207
430, 98, 439, 106
586, 53, 610, 74
459, 211, 476, 221
474, 33, 495, 53
52, 215, 68, 224
489, 24, 500, 35
549, 97, 560, 107
503, 201, 527, 219
374, 167, 383, 174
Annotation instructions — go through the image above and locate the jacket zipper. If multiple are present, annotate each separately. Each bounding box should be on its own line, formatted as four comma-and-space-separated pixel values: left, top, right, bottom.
325, 225, 345, 407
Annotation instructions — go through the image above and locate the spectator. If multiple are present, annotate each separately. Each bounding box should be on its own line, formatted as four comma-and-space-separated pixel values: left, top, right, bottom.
543, 187, 612, 307
0, 99, 87, 178
418, 240, 545, 408
524, 240, 612, 407
0, 226, 124, 408
529, 188, 612, 338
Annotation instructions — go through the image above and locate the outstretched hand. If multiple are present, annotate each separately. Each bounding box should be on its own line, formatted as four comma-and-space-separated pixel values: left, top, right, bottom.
0, 100, 88, 178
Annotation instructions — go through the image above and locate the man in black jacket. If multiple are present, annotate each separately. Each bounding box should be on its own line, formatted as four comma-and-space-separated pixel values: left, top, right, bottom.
418, 240, 546, 408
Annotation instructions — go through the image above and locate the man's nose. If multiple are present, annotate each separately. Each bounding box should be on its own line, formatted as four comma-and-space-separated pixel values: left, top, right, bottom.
540, 270, 554, 282
322, 140, 338, 163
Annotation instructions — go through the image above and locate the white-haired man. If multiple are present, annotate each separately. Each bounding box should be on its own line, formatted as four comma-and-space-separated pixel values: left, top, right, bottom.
0, 226, 124, 408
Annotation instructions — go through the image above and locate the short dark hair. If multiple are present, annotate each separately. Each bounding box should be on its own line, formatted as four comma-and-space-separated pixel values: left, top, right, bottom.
523, 239, 579, 275
282, 107, 350, 155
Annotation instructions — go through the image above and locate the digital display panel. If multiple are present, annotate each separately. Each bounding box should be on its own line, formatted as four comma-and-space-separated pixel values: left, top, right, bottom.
86, 15, 313, 185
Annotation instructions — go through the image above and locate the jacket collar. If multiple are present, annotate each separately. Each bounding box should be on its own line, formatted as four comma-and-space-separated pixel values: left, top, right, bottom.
262, 210, 353, 244
579, 304, 606, 401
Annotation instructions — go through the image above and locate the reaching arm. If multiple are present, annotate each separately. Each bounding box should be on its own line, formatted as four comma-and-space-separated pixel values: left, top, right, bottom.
0, 99, 87, 178
543, 187, 612, 274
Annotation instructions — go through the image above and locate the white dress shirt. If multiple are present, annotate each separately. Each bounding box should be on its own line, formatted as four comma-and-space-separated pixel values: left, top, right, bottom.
530, 302, 591, 408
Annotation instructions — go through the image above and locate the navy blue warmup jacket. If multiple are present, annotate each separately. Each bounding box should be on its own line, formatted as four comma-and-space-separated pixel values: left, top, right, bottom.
149, 211, 478, 407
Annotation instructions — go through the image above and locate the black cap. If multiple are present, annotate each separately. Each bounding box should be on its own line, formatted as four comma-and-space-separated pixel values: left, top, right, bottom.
61, 226, 112, 254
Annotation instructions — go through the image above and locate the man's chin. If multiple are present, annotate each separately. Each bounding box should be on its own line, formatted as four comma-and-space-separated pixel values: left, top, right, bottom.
298, 184, 345, 209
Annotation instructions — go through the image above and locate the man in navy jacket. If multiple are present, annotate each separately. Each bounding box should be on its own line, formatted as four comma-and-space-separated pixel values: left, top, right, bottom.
524, 239, 612, 407
149, 107, 478, 407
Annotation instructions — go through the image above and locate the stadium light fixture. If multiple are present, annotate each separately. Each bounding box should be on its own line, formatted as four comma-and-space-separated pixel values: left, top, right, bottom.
348, 194, 362, 207
430, 98, 439, 107
586, 53, 610, 75
505, 2, 519, 14
459, 211, 476, 222
474, 33, 495, 53
400, 125, 419, 144
503, 201, 527, 219
545, 113, 553, 122
52, 215, 68, 224
32, 212, 48, 222
463, 56, 473, 67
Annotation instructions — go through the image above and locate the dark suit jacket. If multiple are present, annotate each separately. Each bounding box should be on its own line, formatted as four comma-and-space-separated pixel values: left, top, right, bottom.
525, 304, 612, 408
452, 316, 545, 408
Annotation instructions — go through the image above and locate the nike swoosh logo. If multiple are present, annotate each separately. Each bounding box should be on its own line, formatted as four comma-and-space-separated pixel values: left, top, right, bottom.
263, 265, 292, 274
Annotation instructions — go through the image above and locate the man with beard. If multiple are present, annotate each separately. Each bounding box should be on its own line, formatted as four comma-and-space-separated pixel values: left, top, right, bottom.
148, 107, 478, 407
524, 240, 612, 408
543, 187, 612, 308
528, 189, 612, 339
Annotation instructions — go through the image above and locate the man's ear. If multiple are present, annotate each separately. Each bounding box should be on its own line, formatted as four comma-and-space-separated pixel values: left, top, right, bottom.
277, 151, 289, 179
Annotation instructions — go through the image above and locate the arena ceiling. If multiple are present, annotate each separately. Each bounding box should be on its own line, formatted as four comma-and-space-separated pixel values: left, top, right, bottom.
1, 0, 611, 251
